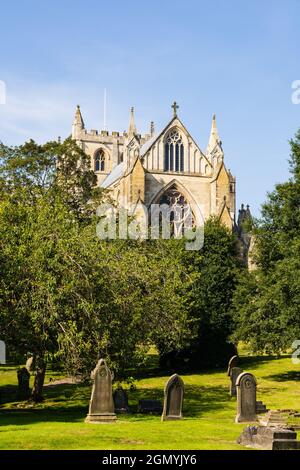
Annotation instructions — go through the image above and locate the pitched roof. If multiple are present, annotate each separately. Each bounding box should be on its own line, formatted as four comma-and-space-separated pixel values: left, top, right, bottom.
101, 162, 125, 188
139, 115, 211, 166
140, 134, 157, 156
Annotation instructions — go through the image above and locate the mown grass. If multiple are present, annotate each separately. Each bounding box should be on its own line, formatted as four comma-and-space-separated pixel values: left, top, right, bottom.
0, 353, 300, 450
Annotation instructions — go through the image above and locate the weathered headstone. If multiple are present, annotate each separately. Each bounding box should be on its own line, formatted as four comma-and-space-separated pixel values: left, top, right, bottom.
161, 373, 184, 421
138, 400, 162, 414
237, 425, 300, 450
227, 355, 239, 377
85, 359, 116, 423
17, 367, 31, 399
235, 372, 257, 423
113, 387, 130, 413
230, 367, 243, 396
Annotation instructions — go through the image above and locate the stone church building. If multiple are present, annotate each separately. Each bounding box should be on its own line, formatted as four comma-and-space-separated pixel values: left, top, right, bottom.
72, 102, 241, 232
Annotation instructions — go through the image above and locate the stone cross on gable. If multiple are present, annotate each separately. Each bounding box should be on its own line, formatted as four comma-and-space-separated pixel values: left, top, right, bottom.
172, 101, 179, 117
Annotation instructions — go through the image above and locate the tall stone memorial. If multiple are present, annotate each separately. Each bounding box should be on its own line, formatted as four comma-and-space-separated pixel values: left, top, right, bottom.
235, 372, 257, 423
230, 367, 243, 397
227, 355, 239, 377
85, 359, 116, 424
161, 374, 184, 421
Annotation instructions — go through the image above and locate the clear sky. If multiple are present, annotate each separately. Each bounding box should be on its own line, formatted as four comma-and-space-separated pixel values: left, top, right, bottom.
0, 0, 300, 216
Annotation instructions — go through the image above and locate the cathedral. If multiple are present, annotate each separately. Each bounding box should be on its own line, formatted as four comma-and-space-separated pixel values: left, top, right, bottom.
71, 102, 239, 231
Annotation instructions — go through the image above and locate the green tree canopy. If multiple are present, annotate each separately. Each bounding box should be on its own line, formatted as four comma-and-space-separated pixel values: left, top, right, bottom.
0, 139, 191, 399
160, 218, 241, 369
232, 129, 300, 353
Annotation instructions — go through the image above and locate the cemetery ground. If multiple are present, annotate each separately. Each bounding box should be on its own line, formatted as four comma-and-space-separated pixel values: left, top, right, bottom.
0, 351, 300, 450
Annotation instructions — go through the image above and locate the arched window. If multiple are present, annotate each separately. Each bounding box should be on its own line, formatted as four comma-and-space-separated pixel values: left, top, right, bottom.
158, 185, 194, 236
95, 149, 105, 172
164, 130, 184, 172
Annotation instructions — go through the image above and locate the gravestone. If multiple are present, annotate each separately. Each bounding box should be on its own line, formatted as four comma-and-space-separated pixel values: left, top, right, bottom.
235, 372, 257, 423
227, 355, 239, 377
138, 400, 162, 414
17, 367, 31, 399
161, 373, 184, 421
256, 400, 268, 414
85, 359, 116, 423
237, 425, 300, 450
230, 367, 243, 396
113, 387, 130, 413
259, 409, 290, 427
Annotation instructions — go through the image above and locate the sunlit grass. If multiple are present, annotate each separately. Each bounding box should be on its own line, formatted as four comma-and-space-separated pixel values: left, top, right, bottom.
1, 354, 300, 449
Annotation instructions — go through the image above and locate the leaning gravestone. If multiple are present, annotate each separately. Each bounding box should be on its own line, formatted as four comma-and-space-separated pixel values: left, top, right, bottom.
113, 387, 130, 413
235, 372, 257, 423
161, 374, 184, 421
230, 367, 243, 396
227, 355, 239, 377
85, 359, 116, 423
17, 367, 31, 400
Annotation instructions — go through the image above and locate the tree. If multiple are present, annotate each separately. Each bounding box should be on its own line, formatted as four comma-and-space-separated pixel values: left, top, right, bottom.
0, 139, 191, 399
0, 137, 102, 220
160, 218, 241, 369
232, 129, 300, 353
0, 138, 103, 400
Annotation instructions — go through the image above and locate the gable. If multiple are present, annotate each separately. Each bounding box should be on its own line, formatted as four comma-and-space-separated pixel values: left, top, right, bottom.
219, 202, 233, 230
141, 116, 212, 174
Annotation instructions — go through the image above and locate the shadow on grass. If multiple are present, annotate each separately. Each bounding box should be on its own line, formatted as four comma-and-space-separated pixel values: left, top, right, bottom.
0, 381, 234, 426
0, 385, 18, 404
263, 371, 300, 382
127, 354, 229, 380
238, 355, 288, 370
131, 354, 289, 381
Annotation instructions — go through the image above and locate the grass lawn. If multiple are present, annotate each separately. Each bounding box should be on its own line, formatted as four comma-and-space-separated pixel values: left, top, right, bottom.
1, 353, 300, 450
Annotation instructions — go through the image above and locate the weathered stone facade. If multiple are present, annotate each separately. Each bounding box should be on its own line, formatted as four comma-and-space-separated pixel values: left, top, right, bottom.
72, 103, 238, 230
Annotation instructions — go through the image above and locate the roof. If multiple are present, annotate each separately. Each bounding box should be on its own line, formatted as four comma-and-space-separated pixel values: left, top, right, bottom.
140, 134, 157, 156
101, 162, 125, 189
140, 115, 211, 167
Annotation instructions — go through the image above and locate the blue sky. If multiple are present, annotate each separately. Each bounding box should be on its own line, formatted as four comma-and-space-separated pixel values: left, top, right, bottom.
0, 0, 300, 216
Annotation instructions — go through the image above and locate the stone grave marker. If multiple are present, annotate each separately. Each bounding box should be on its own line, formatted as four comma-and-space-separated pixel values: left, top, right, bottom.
237, 425, 300, 450
161, 373, 184, 421
138, 400, 162, 414
256, 400, 268, 414
235, 372, 257, 423
259, 409, 290, 427
230, 366, 243, 396
17, 367, 31, 400
227, 355, 239, 377
113, 387, 130, 413
85, 359, 116, 423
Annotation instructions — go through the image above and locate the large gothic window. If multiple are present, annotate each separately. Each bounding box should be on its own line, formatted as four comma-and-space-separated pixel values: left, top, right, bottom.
164, 130, 184, 172
158, 185, 194, 236
95, 149, 105, 172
